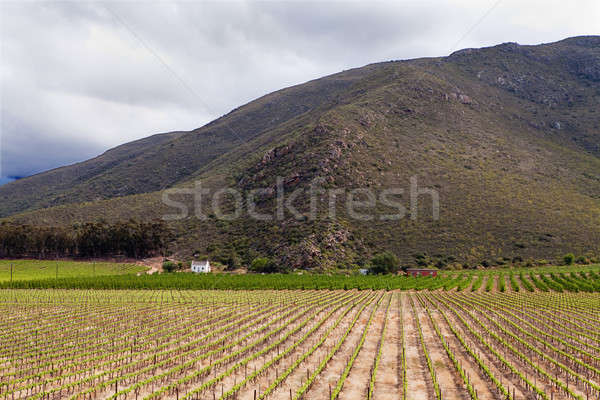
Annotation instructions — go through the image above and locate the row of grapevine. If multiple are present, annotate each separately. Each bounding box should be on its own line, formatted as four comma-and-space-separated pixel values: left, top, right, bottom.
2, 288, 599, 399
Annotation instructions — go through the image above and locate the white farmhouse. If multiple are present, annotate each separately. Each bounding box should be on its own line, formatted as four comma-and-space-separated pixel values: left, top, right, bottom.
191, 260, 211, 273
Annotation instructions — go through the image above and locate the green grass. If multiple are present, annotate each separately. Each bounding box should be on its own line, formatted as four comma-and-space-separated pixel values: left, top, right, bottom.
0, 260, 147, 282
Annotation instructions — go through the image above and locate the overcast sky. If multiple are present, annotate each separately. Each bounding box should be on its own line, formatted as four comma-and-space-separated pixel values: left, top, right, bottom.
1, 0, 598, 184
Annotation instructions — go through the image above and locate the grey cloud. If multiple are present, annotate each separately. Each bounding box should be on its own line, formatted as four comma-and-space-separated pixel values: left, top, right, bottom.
1, 108, 104, 178
1, 0, 599, 184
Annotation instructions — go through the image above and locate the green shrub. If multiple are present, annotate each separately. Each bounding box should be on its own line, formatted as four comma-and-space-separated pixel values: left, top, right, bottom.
524, 258, 534, 267
443, 262, 462, 270
414, 253, 429, 267
369, 252, 400, 274
563, 253, 575, 265
249, 257, 278, 273
162, 261, 177, 273
575, 256, 589, 265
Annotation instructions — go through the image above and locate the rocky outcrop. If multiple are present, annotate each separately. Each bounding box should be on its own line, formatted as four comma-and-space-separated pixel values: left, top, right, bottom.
261, 145, 291, 165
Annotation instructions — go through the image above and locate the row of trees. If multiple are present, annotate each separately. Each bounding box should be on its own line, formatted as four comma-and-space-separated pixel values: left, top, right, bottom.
562, 253, 597, 265
364, 251, 596, 274
0, 220, 170, 259
248, 252, 402, 275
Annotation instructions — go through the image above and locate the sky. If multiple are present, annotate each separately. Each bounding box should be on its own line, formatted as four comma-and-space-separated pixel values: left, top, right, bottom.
1, 0, 599, 184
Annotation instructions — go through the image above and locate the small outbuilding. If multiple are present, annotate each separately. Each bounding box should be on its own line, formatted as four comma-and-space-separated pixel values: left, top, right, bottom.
406, 268, 438, 277
191, 260, 211, 273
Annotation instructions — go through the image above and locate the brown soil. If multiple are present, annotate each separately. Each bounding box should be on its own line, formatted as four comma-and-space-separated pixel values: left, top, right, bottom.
466, 297, 592, 400
403, 293, 432, 400
372, 294, 401, 400
302, 295, 380, 399
425, 296, 506, 400
338, 295, 387, 399
137, 256, 163, 274
449, 294, 574, 400
413, 297, 468, 400
235, 296, 365, 400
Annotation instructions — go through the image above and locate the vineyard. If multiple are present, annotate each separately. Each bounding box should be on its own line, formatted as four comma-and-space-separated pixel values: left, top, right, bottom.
1, 287, 599, 400
2, 264, 600, 290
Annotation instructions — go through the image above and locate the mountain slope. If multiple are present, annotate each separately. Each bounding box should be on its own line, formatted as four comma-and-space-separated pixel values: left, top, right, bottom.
2, 36, 600, 267
0, 67, 378, 217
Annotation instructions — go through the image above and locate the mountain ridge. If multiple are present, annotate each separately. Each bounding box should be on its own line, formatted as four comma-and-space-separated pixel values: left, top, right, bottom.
2, 36, 599, 268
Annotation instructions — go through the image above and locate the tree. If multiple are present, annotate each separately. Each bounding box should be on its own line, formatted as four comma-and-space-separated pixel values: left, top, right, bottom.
563, 253, 575, 265
369, 252, 400, 274
250, 257, 276, 273
0, 220, 169, 259
225, 251, 241, 271
162, 261, 177, 272
414, 253, 429, 267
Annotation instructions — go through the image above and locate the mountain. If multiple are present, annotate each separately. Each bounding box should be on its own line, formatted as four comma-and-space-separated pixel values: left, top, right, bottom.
2, 36, 599, 268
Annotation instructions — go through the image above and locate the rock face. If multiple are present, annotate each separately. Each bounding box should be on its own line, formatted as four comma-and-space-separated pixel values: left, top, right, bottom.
261, 145, 291, 165
458, 94, 473, 104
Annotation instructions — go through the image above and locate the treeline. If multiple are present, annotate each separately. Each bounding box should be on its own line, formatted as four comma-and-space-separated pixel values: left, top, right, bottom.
0, 220, 170, 259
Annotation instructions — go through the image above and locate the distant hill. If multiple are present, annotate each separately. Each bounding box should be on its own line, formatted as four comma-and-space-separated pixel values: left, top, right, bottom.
2, 36, 599, 268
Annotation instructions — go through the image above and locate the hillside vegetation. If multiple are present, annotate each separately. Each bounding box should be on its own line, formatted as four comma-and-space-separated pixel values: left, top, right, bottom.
1, 36, 599, 268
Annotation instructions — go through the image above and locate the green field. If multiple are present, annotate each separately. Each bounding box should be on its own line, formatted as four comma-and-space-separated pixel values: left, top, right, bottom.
1, 263, 598, 291
0, 259, 147, 282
